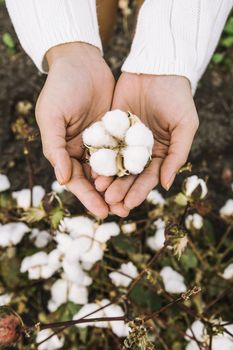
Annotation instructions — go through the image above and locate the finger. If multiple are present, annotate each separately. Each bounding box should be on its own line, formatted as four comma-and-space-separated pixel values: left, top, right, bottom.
66, 158, 109, 219
109, 203, 130, 218
91, 170, 99, 180
95, 175, 114, 192
160, 118, 199, 190
36, 112, 72, 185
124, 158, 162, 209
105, 175, 136, 205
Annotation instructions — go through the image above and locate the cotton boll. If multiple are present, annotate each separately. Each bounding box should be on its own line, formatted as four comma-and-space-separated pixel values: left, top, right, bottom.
12, 185, 45, 210
102, 110, 130, 139
186, 341, 200, 350
95, 222, 120, 243
0, 293, 12, 306
122, 146, 150, 174
220, 199, 233, 218
185, 214, 203, 230
146, 227, 165, 251
105, 303, 129, 337
125, 122, 154, 153
83, 121, 117, 148
0, 222, 29, 247
80, 241, 104, 264
69, 284, 88, 305
36, 329, 64, 350
51, 181, 65, 193
0, 174, 11, 192
90, 149, 118, 176
183, 175, 208, 200
147, 190, 165, 205
61, 216, 95, 238
62, 259, 85, 284
121, 222, 137, 234
160, 266, 187, 294
222, 263, 233, 280
48, 279, 68, 311
73, 303, 104, 328
185, 320, 205, 342
109, 262, 138, 287
30, 228, 51, 248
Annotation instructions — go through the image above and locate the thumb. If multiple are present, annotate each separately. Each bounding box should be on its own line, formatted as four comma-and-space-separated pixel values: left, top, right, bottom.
160, 117, 199, 190
36, 111, 72, 185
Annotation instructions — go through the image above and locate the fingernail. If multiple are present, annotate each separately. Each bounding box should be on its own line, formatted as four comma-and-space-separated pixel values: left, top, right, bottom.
165, 173, 176, 191
54, 165, 65, 185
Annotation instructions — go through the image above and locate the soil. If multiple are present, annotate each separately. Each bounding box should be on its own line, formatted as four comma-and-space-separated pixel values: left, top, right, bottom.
0, 3, 232, 209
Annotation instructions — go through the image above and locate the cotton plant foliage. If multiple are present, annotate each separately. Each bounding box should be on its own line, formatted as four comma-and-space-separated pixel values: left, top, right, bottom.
83, 109, 154, 176
0, 172, 233, 350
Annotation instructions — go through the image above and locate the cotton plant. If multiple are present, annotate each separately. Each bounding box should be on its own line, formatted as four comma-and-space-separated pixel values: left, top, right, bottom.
83, 109, 154, 176
160, 266, 187, 294
109, 262, 138, 287
30, 228, 51, 248
73, 299, 129, 337
12, 185, 45, 210
146, 218, 166, 251
185, 320, 233, 350
185, 213, 203, 230
0, 174, 11, 192
48, 275, 92, 312
36, 329, 64, 350
0, 222, 29, 247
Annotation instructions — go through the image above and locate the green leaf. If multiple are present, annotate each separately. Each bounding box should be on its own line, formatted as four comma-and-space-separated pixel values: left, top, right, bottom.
2, 32, 15, 49
224, 16, 233, 35
0, 256, 21, 288
111, 234, 137, 254
130, 283, 162, 311
49, 207, 64, 229
212, 52, 225, 64
180, 249, 198, 271
221, 36, 233, 48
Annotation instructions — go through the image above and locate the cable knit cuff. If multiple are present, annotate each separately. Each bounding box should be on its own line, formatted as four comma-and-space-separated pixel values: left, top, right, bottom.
122, 0, 233, 94
6, 0, 102, 73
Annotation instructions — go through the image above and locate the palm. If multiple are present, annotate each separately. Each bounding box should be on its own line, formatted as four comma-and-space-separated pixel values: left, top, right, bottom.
36, 51, 115, 218
95, 73, 199, 217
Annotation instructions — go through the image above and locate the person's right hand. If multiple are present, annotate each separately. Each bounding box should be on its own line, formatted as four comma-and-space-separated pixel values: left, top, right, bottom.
36, 42, 115, 218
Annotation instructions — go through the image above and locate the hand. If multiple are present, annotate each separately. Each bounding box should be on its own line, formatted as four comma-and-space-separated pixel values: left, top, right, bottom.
36, 42, 115, 218
95, 73, 199, 217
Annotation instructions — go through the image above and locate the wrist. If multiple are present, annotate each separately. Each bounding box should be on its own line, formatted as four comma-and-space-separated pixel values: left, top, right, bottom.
46, 42, 102, 69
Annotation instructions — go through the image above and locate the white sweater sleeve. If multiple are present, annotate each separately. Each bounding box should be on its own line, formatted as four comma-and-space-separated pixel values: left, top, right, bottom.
6, 0, 102, 73
122, 0, 233, 93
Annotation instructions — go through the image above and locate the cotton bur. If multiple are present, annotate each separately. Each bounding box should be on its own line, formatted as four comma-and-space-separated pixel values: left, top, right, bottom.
83, 109, 154, 177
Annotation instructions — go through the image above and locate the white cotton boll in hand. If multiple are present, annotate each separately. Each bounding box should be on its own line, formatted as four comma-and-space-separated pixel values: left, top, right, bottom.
36, 329, 64, 350
90, 149, 118, 176
95, 222, 120, 243
222, 263, 233, 280
51, 181, 65, 193
0, 174, 11, 192
102, 109, 130, 139
122, 146, 150, 175
125, 122, 154, 153
185, 214, 203, 230
83, 121, 117, 148
220, 199, 233, 218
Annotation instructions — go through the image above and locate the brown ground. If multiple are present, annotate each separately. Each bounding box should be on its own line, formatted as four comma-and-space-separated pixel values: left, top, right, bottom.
0, 4, 232, 209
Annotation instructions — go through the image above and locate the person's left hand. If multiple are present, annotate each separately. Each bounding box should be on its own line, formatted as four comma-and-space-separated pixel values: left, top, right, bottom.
94, 73, 199, 217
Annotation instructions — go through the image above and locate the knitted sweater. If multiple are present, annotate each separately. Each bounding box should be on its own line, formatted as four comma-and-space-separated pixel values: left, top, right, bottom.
6, 0, 233, 92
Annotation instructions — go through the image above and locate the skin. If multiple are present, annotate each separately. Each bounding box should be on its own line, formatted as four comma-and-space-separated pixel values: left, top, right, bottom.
36, 43, 115, 218
36, 42, 199, 218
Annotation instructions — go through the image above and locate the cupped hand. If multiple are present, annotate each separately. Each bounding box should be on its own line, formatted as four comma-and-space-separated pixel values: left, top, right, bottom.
95, 73, 199, 217
36, 43, 115, 218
